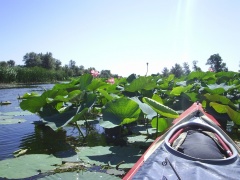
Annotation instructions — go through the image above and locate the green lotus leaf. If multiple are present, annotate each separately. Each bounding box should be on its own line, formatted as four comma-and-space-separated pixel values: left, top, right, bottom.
100, 98, 141, 128
209, 102, 240, 125
184, 92, 198, 102
78, 73, 93, 91
215, 71, 237, 78
20, 89, 68, 113
151, 117, 169, 132
170, 85, 193, 96
53, 90, 81, 102
40, 171, 120, 180
205, 94, 236, 108
124, 76, 157, 92
21, 92, 40, 98
187, 71, 206, 80
87, 78, 108, 91
98, 89, 114, 101
42, 108, 88, 130
152, 94, 163, 104
0, 154, 62, 179
204, 83, 235, 94
142, 97, 179, 118
165, 74, 175, 82
131, 97, 157, 119
76, 146, 143, 168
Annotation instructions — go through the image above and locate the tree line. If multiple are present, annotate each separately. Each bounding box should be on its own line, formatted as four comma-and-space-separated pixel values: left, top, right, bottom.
0, 52, 232, 83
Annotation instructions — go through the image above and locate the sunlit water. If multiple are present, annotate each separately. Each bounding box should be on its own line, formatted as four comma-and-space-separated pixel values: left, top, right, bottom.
0, 84, 87, 161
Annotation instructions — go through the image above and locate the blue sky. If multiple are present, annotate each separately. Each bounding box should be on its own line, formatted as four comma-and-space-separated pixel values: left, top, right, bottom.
1, 0, 240, 77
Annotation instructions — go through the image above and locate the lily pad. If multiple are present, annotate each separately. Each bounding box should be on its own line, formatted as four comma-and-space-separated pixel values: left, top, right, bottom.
40, 171, 121, 180
76, 146, 143, 168
0, 116, 26, 124
131, 125, 156, 135
0, 154, 62, 179
2, 111, 33, 116
124, 135, 154, 146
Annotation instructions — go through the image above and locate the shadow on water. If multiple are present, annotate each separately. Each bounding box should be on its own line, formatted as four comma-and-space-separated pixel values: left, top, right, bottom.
0, 84, 84, 160
19, 125, 73, 155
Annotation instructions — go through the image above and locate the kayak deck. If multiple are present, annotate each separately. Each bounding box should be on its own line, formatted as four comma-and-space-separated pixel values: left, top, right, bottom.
123, 103, 240, 180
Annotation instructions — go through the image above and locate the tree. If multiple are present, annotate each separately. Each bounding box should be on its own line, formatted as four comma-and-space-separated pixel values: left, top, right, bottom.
170, 63, 183, 78
23, 52, 42, 67
0, 61, 8, 67
162, 67, 170, 77
55, 59, 62, 70
192, 60, 202, 71
7, 60, 15, 67
100, 70, 111, 78
183, 62, 191, 75
69, 60, 76, 69
206, 54, 228, 72
78, 65, 85, 75
41, 52, 56, 70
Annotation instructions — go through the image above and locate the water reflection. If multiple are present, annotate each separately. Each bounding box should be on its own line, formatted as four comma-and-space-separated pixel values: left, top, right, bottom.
0, 84, 56, 160
0, 84, 108, 161
19, 125, 73, 155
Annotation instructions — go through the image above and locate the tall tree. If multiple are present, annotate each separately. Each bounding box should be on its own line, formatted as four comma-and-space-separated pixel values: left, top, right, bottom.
100, 70, 111, 78
192, 60, 202, 71
183, 62, 191, 75
162, 67, 170, 77
0, 61, 8, 67
69, 60, 76, 69
206, 54, 228, 72
23, 52, 42, 67
55, 59, 62, 70
170, 63, 183, 78
7, 60, 15, 67
41, 52, 56, 70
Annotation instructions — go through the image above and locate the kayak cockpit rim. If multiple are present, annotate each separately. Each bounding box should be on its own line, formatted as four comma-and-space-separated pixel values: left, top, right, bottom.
164, 116, 239, 164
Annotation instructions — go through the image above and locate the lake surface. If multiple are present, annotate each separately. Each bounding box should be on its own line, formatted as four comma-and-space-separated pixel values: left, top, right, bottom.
0, 84, 83, 161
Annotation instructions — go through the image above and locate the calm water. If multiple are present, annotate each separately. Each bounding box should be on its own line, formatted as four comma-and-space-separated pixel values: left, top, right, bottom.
0, 84, 83, 160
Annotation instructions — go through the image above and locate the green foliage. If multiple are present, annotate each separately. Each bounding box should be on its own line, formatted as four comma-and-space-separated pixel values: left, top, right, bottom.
101, 97, 141, 128
142, 97, 179, 118
19, 71, 240, 137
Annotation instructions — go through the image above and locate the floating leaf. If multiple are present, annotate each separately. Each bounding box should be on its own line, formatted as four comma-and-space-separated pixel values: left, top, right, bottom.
142, 97, 179, 118
2, 111, 33, 116
77, 146, 143, 168
131, 125, 156, 135
0, 116, 26, 124
0, 154, 61, 179
124, 135, 154, 146
40, 171, 121, 180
